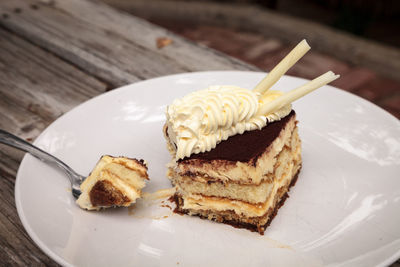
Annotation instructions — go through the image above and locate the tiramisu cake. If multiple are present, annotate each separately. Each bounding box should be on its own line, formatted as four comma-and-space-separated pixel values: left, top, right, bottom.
164, 40, 339, 234
77, 155, 149, 210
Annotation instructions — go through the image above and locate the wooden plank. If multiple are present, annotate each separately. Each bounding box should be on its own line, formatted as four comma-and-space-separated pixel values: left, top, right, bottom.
0, 23, 108, 267
0, 27, 107, 138
56, 0, 254, 72
0, 0, 256, 88
103, 0, 400, 82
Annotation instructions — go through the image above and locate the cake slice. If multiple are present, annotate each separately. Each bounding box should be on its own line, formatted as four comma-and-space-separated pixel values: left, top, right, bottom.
77, 155, 149, 210
164, 40, 339, 234
166, 111, 300, 234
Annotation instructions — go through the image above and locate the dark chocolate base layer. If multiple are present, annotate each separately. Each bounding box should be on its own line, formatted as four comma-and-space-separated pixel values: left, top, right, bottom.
172, 167, 301, 235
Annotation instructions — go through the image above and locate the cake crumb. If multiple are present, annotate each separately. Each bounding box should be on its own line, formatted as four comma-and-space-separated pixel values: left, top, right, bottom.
142, 187, 176, 201
128, 205, 135, 216
161, 204, 172, 210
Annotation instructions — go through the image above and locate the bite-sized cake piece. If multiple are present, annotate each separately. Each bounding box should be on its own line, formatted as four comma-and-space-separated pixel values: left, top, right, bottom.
77, 155, 149, 211
164, 40, 339, 234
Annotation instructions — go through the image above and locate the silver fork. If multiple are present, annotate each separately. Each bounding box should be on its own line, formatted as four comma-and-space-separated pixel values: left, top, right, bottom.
0, 129, 84, 198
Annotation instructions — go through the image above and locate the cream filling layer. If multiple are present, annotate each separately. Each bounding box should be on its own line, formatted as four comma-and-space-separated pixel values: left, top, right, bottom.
181, 158, 301, 218
172, 116, 297, 184
174, 176, 274, 204
171, 139, 301, 204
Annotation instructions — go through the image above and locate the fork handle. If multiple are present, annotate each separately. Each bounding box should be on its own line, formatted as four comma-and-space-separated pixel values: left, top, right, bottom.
0, 129, 82, 184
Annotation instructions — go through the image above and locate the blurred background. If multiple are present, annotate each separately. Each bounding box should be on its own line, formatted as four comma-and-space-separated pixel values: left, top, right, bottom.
102, 0, 400, 119
203, 0, 400, 47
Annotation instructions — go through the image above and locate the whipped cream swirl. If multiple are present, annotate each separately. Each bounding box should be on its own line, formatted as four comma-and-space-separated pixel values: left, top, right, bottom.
166, 85, 291, 159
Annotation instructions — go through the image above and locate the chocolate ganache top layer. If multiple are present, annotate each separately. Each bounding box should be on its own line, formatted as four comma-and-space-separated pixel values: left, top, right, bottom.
179, 110, 295, 162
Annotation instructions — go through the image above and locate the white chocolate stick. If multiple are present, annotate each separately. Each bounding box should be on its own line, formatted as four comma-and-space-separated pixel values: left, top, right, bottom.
257, 71, 340, 116
253, 39, 311, 94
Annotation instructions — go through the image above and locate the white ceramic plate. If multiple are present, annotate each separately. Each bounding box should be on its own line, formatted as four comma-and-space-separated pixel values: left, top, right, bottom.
15, 71, 400, 267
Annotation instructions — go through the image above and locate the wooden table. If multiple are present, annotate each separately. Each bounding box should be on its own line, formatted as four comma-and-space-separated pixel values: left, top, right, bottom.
0, 0, 398, 266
